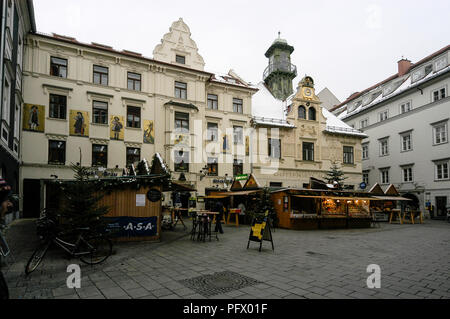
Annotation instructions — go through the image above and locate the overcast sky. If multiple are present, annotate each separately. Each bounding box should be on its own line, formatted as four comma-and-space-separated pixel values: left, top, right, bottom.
34, 0, 450, 102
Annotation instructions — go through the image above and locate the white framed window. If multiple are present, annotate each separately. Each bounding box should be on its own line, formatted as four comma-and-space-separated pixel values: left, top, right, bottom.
433, 122, 448, 145
400, 132, 413, 152
402, 166, 413, 183
400, 101, 412, 114
432, 87, 447, 102
380, 169, 390, 185
360, 119, 369, 129
2, 78, 11, 123
379, 110, 389, 122
435, 161, 449, 181
362, 144, 369, 160
379, 138, 389, 156
363, 172, 369, 185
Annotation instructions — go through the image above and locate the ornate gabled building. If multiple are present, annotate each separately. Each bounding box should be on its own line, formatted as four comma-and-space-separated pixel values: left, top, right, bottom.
251, 36, 366, 189
20, 18, 258, 217
330, 45, 450, 218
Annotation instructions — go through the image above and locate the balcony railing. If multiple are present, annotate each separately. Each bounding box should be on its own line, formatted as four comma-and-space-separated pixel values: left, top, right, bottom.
263, 62, 297, 81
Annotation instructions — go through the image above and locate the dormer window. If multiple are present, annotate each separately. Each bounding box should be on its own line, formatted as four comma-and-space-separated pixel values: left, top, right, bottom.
176, 55, 186, 65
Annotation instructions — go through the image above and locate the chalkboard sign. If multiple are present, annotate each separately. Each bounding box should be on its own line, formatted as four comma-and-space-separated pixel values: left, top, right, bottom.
147, 189, 162, 203
247, 211, 274, 252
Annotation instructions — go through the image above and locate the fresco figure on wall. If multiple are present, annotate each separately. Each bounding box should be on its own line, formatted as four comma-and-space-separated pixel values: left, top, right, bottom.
143, 120, 155, 144
74, 112, 85, 135
28, 106, 39, 131
111, 116, 123, 140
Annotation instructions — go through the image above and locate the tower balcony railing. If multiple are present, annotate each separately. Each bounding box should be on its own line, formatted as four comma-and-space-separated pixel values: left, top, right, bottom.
263, 62, 297, 81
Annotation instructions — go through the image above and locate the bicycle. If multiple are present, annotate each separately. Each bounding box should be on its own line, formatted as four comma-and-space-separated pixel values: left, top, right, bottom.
25, 216, 112, 275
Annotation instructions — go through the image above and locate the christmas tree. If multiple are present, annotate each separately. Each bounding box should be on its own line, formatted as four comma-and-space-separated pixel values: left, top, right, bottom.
324, 161, 348, 189
59, 164, 110, 233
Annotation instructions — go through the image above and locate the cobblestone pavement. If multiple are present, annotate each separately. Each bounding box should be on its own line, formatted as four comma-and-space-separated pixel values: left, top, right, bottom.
1, 218, 449, 299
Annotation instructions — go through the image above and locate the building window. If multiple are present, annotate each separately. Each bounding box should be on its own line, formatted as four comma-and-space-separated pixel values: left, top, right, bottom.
127, 106, 141, 128
93, 65, 108, 86
402, 166, 413, 183
363, 172, 369, 185
433, 122, 448, 145
380, 139, 389, 156
176, 55, 186, 64
175, 81, 187, 100
343, 146, 354, 164
362, 144, 369, 160
400, 102, 412, 114
174, 150, 189, 172
401, 133, 412, 152
360, 119, 369, 129
270, 182, 283, 188
433, 88, 446, 102
207, 157, 218, 176
298, 106, 306, 119
127, 72, 141, 91
380, 169, 390, 185
233, 98, 243, 114
48, 140, 66, 165
207, 123, 218, 142
92, 144, 108, 167
50, 57, 67, 78
435, 161, 449, 181
207, 94, 218, 110
233, 126, 243, 145
379, 110, 389, 122
308, 108, 316, 121
93, 101, 108, 124
49, 94, 67, 119
268, 138, 281, 159
233, 159, 243, 177
303, 142, 314, 161
126, 148, 141, 167
175, 112, 189, 132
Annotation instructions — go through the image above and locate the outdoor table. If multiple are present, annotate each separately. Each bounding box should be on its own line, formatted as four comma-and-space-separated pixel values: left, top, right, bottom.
196, 211, 219, 242
227, 209, 241, 227
389, 209, 403, 224
171, 208, 188, 230
403, 210, 424, 224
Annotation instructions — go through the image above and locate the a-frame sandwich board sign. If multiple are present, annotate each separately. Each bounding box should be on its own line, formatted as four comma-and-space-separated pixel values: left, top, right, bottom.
247, 210, 274, 252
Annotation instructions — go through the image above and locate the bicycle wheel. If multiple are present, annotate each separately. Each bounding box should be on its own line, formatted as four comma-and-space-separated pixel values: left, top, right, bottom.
79, 236, 112, 265
25, 241, 51, 275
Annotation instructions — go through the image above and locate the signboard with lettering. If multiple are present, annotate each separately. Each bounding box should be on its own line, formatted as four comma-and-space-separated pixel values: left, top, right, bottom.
236, 174, 249, 181
106, 217, 158, 238
247, 211, 274, 252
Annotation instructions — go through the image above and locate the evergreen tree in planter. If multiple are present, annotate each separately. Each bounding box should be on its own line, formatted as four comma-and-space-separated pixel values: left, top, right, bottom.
247, 187, 278, 227
58, 164, 110, 233
324, 161, 348, 190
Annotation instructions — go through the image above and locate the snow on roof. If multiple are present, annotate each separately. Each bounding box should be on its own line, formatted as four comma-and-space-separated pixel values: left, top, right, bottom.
322, 108, 368, 137
252, 82, 287, 120
341, 65, 450, 120
209, 70, 257, 90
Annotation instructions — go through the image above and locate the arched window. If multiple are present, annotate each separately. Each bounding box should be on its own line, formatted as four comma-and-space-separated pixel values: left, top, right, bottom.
308, 107, 316, 121
298, 106, 306, 119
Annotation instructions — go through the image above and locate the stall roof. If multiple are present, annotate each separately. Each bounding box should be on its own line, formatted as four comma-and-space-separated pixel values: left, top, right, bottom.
372, 196, 412, 201
203, 195, 230, 199
293, 195, 372, 201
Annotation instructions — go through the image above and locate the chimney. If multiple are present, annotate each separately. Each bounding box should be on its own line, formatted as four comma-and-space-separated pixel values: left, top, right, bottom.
398, 58, 412, 76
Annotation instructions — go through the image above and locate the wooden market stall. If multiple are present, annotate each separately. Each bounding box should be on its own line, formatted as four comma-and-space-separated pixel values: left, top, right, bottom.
271, 187, 374, 230
369, 184, 413, 223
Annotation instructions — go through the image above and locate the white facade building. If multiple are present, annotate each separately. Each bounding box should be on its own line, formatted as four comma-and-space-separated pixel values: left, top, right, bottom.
331, 45, 450, 218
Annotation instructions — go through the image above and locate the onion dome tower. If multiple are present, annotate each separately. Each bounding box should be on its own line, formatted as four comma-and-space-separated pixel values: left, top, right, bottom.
263, 33, 297, 101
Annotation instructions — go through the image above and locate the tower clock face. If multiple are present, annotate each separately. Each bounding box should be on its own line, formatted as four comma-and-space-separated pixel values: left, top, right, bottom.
304, 88, 313, 97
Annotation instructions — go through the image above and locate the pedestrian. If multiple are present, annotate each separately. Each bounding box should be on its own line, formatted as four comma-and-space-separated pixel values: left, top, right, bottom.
214, 200, 225, 234
0, 178, 12, 300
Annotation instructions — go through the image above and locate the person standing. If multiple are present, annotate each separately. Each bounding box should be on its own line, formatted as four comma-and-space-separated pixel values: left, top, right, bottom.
0, 179, 12, 300
214, 200, 225, 234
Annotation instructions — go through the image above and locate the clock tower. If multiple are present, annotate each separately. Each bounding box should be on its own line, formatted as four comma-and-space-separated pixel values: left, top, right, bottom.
263, 33, 297, 101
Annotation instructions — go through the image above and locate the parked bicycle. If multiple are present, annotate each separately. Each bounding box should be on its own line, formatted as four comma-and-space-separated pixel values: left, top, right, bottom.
25, 212, 112, 275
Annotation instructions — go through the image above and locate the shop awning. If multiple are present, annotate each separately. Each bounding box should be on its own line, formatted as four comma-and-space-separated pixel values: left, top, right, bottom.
293, 195, 372, 201
203, 195, 230, 199
228, 190, 261, 196
372, 196, 412, 201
